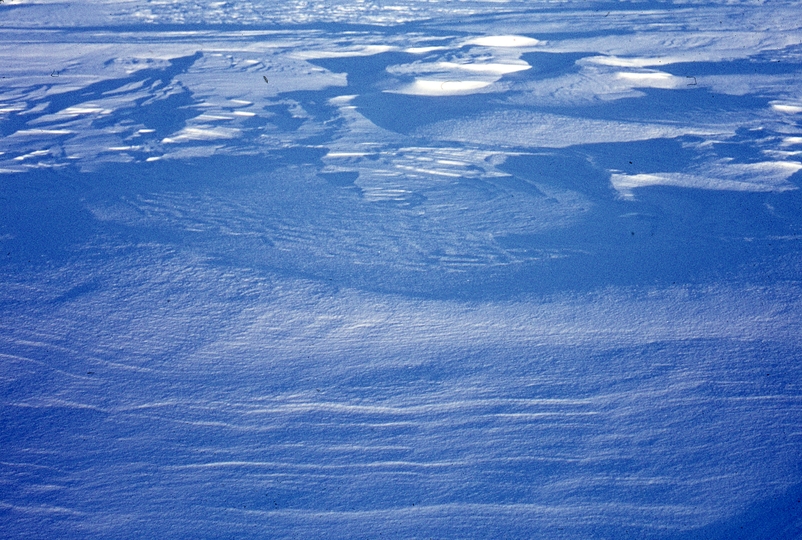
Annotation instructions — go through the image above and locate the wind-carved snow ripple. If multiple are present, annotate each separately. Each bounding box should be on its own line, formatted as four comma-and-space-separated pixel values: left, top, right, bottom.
102, 143, 585, 281
6, 329, 795, 536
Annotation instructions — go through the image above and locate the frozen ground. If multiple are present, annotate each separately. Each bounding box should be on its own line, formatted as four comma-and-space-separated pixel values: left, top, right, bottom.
2, 1, 802, 538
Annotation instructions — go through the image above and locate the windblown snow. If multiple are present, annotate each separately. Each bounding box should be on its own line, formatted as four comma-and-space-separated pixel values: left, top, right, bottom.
2, 1, 802, 538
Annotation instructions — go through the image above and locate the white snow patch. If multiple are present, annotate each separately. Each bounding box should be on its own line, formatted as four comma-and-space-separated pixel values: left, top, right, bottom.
61, 106, 112, 115
196, 114, 235, 121
394, 79, 493, 96
327, 152, 372, 158
162, 127, 241, 143
14, 129, 73, 136
329, 95, 357, 105
468, 35, 541, 48
13, 150, 51, 161
436, 61, 530, 75
404, 46, 449, 54
611, 161, 802, 199
772, 102, 802, 114
616, 71, 683, 88
586, 56, 678, 68
419, 110, 725, 148
296, 45, 396, 60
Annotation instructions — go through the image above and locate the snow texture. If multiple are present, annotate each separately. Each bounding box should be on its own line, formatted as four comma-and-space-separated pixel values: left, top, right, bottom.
2, 0, 802, 538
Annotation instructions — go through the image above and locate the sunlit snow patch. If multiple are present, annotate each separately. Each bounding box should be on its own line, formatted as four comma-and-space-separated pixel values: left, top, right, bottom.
771, 102, 802, 114
14, 129, 73, 136
296, 45, 396, 60
60, 105, 113, 115
162, 126, 240, 143
404, 46, 449, 54
419, 110, 724, 148
387, 60, 529, 96
468, 35, 541, 48
13, 149, 52, 161
611, 160, 802, 199
436, 61, 530, 75
616, 71, 684, 88
398, 79, 493, 96
585, 56, 680, 68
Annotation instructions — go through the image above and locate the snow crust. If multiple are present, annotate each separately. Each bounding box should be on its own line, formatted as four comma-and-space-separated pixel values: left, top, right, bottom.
2, 0, 802, 538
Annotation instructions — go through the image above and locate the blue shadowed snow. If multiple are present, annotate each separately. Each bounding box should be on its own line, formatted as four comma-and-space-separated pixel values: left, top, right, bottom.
2, 1, 802, 538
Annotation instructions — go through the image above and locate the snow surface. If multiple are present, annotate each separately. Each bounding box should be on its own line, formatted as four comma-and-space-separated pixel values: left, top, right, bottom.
2, 0, 802, 538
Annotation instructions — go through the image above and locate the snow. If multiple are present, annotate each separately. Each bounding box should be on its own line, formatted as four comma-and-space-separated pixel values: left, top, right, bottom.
773, 102, 802, 114
397, 79, 494, 96
2, 0, 802, 538
467, 35, 542, 48
610, 160, 802, 199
